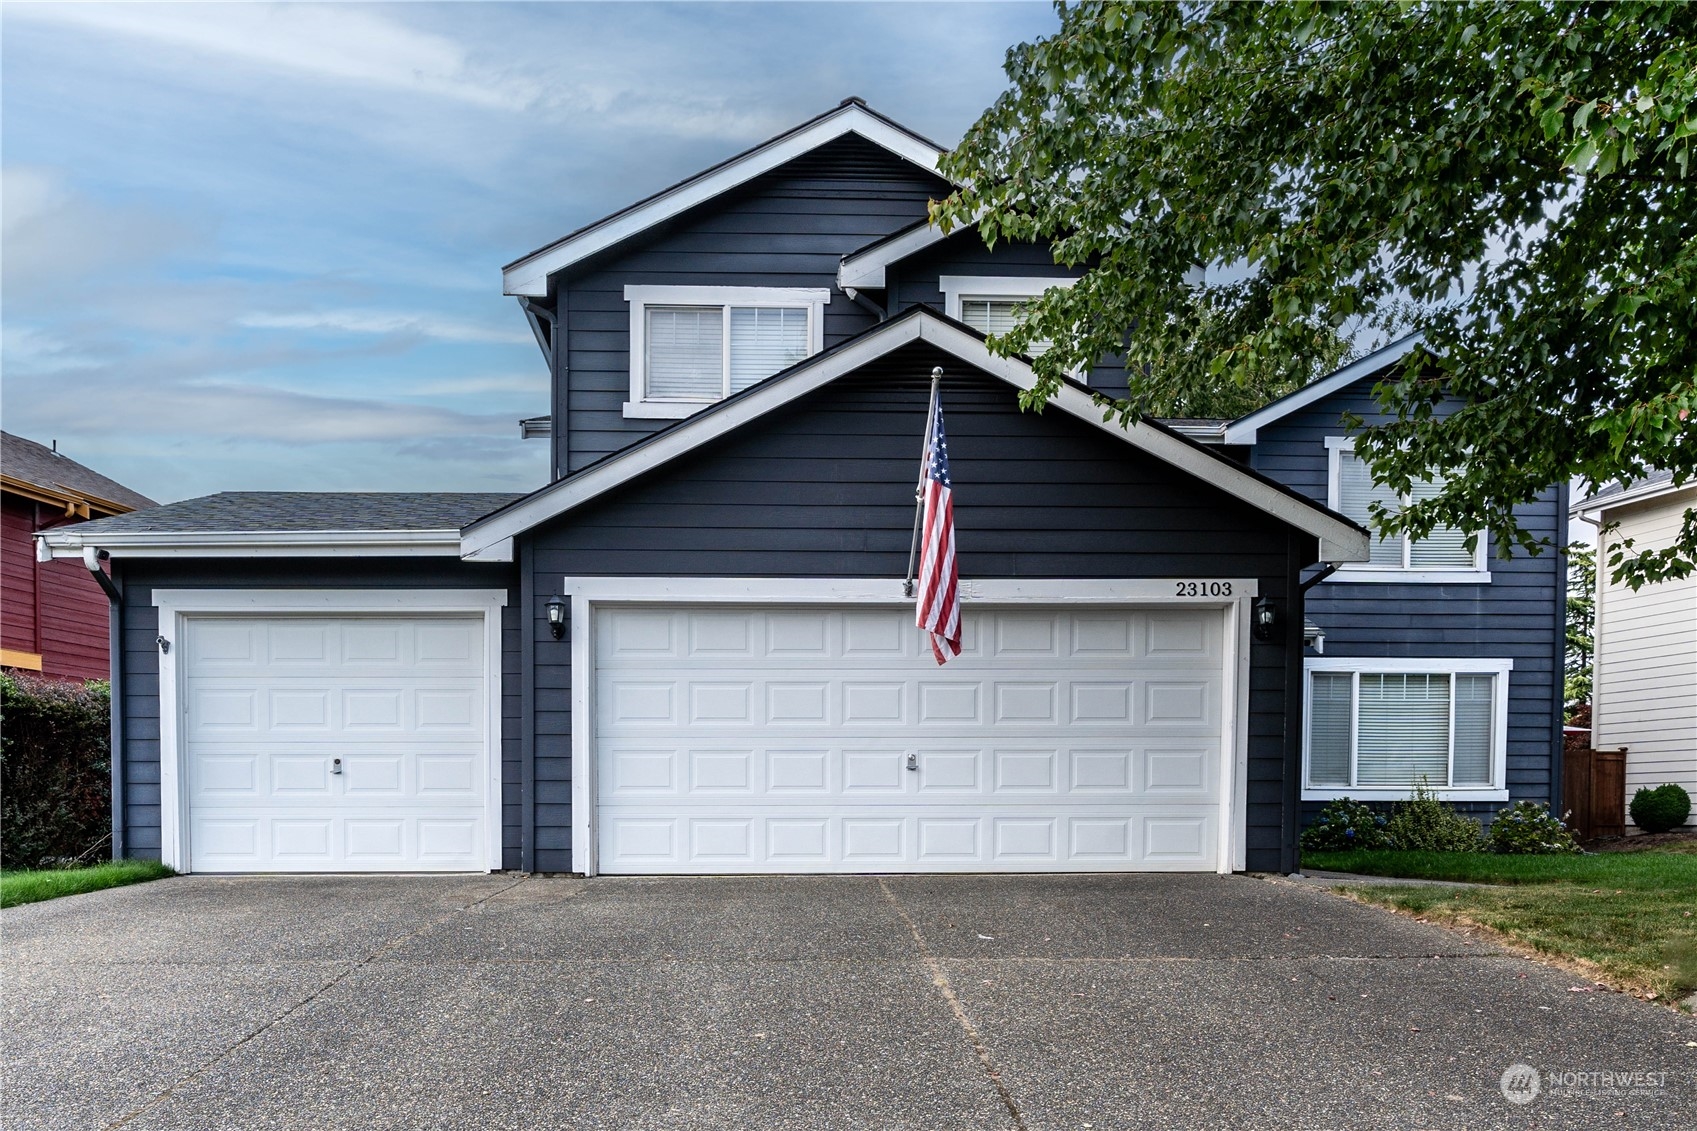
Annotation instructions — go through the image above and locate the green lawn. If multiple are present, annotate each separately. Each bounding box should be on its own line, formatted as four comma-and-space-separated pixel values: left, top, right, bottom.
0, 860, 175, 909
1304, 849, 1697, 1005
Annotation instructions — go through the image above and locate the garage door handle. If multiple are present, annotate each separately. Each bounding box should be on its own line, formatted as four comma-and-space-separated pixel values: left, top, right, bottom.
906, 753, 918, 772
332, 758, 342, 775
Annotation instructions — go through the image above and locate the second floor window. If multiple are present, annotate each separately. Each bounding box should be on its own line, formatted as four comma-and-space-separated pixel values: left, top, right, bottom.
625, 286, 828, 418
941, 275, 1076, 359
1327, 439, 1487, 578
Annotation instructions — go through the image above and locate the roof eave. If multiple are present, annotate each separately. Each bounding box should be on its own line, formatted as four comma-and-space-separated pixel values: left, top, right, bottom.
1222, 334, 1427, 445
36, 528, 470, 560
1573, 476, 1695, 519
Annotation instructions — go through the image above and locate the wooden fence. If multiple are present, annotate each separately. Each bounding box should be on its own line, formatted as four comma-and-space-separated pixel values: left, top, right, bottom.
1564, 746, 1627, 841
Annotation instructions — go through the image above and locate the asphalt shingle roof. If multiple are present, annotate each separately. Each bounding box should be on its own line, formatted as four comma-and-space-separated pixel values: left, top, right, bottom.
64, 492, 522, 537
1, 432, 157, 512
1580, 469, 1677, 507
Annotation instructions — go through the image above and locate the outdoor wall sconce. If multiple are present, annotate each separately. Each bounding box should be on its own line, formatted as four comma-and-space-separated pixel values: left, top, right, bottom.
546, 594, 567, 640
1252, 597, 1281, 642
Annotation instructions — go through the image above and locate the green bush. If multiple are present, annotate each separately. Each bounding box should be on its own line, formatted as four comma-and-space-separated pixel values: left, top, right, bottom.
1630, 784, 1693, 834
1301, 798, 1393, 852
0, 673, 111, 869
1488, 801, 1580, 854
1384, 779, 1485, 853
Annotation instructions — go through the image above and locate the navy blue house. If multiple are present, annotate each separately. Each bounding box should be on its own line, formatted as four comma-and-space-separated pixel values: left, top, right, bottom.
41, 100, 1563, 877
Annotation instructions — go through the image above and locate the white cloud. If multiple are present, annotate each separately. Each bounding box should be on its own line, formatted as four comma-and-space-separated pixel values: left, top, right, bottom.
238, 309, 533, 345
0, 165, 205, 294
6, 2, 540, 110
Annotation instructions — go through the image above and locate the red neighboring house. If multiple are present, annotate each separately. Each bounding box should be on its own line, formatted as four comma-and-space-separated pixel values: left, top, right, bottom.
2, 433, 156, 681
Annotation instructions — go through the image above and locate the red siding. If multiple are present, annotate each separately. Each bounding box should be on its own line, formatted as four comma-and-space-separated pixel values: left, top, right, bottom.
1, 494, 112, 682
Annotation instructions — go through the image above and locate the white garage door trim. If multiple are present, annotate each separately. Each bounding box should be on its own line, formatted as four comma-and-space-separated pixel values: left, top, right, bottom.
152, 588, 508, 872
565, 577, 1255, 876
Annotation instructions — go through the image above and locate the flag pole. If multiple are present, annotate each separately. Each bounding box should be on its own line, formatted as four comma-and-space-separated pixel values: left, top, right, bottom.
904, 367, 943, 598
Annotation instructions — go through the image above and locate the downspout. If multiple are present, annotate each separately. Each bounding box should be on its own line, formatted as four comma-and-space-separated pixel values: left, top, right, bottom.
83, 547, 125, 860
522, 295, 564, 481
842, 286, 887, 323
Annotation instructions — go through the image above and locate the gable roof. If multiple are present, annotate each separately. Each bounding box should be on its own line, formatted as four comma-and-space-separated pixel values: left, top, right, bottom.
1221, 334, 1425, 445
38, 492, 519, 559
837, 214, 955, 291
1, 431, 156, 516
502, 99, 948, 297
1573, 470, 1693, 518
461, 307, 1370, 563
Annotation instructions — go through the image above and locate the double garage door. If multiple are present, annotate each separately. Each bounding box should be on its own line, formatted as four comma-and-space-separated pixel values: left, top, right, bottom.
594, 605, 1229, 873
181, 615, 490, 872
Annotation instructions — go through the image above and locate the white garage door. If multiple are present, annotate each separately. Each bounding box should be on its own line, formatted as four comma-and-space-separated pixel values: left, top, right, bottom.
181, 615, 490, 872
593, 605, 1227, 873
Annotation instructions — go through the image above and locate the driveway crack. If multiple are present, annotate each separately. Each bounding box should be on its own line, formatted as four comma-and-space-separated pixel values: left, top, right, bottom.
878, 878, 1028, 1131
100, 874, 530, 1131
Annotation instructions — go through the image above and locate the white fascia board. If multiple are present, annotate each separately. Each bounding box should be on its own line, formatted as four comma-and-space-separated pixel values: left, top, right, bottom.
838, 222, 951, 290
1222, 334, 1426, 445
38, 528, 465, 560
462, 309, 1370, 563
503, 107, 944, 297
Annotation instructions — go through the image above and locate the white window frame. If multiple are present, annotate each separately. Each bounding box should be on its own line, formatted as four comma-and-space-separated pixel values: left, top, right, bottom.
1302, 656, 1513, 801
150, 588, 509, 873
1324, 437, 1491, 583
939, 276, 1077, 349
624, 285, 829, 419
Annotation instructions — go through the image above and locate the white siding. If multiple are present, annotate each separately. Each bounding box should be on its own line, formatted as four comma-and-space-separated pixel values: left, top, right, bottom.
1592, 488, 1697, 823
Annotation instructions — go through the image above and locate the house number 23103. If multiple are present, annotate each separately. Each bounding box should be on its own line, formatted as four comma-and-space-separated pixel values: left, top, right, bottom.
1174, 581, 1233, 597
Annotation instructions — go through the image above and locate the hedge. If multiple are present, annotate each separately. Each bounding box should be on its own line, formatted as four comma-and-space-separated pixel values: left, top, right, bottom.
0, 672, 112, 868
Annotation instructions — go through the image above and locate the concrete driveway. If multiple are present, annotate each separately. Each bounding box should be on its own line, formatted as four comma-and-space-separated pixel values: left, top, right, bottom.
3, 873, 1693, 1130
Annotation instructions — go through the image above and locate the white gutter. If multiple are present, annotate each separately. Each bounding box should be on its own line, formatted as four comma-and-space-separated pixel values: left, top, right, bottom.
36, 528, 469, 560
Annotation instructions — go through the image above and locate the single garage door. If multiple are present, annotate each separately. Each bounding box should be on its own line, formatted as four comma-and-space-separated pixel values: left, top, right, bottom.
182, 615, 490, 872
594, 605, 1227, 873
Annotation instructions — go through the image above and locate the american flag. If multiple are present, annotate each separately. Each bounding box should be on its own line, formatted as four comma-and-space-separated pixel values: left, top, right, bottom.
915, 383, 961, 663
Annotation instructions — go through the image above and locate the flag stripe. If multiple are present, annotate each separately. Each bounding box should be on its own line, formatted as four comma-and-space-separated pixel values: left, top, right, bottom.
915, 383, 960, 665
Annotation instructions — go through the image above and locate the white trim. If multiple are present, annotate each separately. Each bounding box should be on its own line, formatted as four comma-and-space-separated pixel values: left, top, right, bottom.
503, 104, 945, 296
1301, 656, 1514, 802
938, 275, 1078, 321
838, 221, 953, 290
150, 588, 509, 873
564, 576, 1256, 877
623, 285, 830, 418
461, 310, 1371, 564
1223, 334, 1425, 445
1323, 437, 1490, 583
38, 529, 465, 560
1574, 477, 1695, 520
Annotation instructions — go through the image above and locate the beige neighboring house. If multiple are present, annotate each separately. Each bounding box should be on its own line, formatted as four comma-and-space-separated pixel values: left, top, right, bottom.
1575, 471, 1697, 826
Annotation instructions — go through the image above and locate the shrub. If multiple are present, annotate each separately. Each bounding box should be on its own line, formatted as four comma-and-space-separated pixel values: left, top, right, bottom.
1630, 784, 1693, 834
1384, 779, 1485, 853
0, 673, 111, 869
1488, 801, 1580, 854
1300, 798, 1393, 852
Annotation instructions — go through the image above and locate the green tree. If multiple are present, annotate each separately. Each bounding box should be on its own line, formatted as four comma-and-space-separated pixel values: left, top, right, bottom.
934, 1, 1695, 585
1564, 541, 1595, 707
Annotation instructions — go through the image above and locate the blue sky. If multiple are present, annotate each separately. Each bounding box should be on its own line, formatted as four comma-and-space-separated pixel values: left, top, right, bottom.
1, 1, 1058, 503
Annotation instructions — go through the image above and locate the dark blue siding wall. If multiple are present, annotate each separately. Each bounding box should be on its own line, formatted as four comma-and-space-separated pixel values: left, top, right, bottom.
1249, 378, 1566, 813
112, 559, 521, 868
887, 232, 1127, 397
553, 135, 949, 474
521, 341, 1312, 873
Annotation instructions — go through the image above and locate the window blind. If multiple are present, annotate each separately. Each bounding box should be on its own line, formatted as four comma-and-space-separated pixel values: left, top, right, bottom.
960, 297, 1052, 355
1337, 452, 1404, 566
1452, 673, 1495, 784
1309, 672, 1354, 786
1355, 673, 1451, 786
1405, 477, 1475, 567
646, 306, 723, 400
729, 307, 808, 392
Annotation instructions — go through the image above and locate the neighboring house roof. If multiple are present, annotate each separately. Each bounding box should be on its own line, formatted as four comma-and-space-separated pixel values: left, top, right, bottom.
38, 492, 519, 560
1, 432, 157, 517
461, 306, 1371, 563
1220, 334, 1426, 445
1573, 470, 1692, 517
502, 98, 948, 297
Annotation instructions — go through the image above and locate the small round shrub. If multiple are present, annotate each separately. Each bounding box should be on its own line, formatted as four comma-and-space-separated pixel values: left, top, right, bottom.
1300, 798, 1393, 852
1629, 784, 1692, 834
1488, 801, 1579, 854
1384, 780, 1485, 853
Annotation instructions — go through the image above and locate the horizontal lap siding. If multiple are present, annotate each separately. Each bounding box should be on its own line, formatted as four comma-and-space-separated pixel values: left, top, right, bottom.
1249, 379, 1566, 816
113, 559, 520, 867
557, 135, 949, 473
523, 342, 1307, 873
